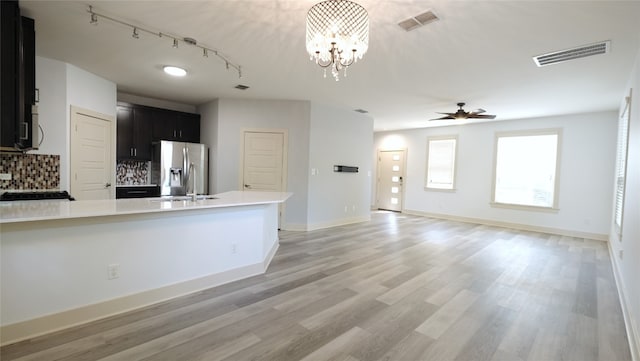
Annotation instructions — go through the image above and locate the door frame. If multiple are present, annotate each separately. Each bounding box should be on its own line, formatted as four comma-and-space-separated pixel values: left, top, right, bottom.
238, 128, 289, 225
70, 105, 116, 199
375, 148, 407, 212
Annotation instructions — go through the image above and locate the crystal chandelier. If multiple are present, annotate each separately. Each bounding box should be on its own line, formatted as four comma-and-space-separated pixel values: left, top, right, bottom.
306, 0, 369, 81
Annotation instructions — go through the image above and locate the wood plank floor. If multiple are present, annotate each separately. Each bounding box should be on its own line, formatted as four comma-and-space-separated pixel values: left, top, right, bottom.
1, 211, 632, 361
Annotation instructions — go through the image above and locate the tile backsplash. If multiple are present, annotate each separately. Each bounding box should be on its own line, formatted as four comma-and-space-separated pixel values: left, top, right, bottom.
0, 153, 60, 190
117, 160, 150, 185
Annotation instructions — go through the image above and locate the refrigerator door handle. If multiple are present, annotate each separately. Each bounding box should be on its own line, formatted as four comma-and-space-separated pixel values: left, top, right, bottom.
183, 145, 188, 190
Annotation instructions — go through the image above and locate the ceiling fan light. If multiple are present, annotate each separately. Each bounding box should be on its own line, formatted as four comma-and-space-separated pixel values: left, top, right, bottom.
163, 66, 187, 77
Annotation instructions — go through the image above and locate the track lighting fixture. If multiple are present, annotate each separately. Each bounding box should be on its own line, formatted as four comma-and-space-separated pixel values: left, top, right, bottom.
86, 5, 242, 78
90, 10, 98, 25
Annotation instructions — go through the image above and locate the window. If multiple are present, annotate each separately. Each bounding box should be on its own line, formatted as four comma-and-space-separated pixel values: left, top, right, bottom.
425, 136, 457, 190
614, 92, 631, 234
493, 129, 561, 209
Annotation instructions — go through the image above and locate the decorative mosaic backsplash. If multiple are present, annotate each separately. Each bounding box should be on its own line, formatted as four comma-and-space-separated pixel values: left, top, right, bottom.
0, 153, 60, 190
117, 160, 150, 185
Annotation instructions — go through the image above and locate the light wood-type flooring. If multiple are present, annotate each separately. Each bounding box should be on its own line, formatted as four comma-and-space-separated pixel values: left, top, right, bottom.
1, 211, 632, 361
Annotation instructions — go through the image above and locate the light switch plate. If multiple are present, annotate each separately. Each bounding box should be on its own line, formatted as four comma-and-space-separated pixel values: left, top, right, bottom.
0, 173, 12, 181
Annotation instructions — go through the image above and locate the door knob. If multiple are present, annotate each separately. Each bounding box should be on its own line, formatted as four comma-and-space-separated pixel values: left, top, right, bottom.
244, 184, 251, 189
105, 182, 112, 188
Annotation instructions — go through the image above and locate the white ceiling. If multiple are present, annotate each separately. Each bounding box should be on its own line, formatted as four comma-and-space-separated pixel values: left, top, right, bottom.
19, 1, 640, 131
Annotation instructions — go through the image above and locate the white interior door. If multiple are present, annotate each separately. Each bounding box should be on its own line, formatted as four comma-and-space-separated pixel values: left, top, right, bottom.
377, 150, 406, 211
70, 106, 115, 200
242, 131, 285, 192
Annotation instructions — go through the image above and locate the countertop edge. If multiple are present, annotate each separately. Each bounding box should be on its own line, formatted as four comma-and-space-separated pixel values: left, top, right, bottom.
0, 191, 292, 224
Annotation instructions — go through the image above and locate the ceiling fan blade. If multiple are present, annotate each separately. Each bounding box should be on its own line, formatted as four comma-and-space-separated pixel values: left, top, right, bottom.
470, 108, 486, 115
436, 112, 456, 116
430, 115, 455, 121
467, 114, 496, 119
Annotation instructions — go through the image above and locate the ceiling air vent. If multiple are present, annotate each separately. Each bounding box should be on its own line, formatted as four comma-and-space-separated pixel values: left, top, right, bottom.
398, 10, 439, 32
533, 40, 610, 67
234, 84, 249, 90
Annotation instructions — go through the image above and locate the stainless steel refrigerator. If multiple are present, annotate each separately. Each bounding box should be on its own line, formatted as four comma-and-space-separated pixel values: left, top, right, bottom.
151, 140, 208, 196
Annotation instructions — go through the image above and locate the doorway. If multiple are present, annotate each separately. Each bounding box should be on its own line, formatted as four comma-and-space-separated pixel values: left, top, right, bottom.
376, 149, 406, 211
240, 129, 288, 225
70, 106, 115, 200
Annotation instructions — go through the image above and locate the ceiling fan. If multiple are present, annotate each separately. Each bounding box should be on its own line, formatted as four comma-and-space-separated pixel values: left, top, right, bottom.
431, 102, 496, 121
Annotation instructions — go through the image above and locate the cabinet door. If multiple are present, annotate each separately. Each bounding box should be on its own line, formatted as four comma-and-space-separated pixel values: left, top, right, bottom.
151, 109, 175, 141
116, 106, 134, 160
179, 113, 200, 143
133, 107, 152, 160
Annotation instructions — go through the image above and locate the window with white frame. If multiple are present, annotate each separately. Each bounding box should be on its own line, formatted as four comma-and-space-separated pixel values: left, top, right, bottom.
425, 136, 457, 190
493, 129, 561, 209
614, 92, 631, 234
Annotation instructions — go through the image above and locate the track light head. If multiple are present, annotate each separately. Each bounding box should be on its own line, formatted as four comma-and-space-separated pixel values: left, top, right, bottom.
132, 27, 139, 39
173, 38, 178, 48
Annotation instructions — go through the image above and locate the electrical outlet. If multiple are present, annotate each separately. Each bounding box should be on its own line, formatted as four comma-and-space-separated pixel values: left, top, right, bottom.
107, 264, 120, 280
0, 173, 11, 181
231, 243, 237, 254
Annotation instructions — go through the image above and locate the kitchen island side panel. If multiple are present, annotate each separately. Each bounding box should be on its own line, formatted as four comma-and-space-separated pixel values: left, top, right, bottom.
0, 203, 276, 343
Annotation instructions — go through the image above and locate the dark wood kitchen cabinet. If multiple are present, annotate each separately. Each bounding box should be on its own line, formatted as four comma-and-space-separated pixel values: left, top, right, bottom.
116, 104, 152, 160
152, 109, 200, 143
1, 1, 37, 151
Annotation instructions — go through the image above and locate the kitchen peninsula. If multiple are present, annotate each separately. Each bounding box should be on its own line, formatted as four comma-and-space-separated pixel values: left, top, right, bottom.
0, 191, 291, 345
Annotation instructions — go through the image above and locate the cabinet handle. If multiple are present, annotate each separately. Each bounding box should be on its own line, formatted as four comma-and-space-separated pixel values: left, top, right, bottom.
20, 123, 29, 140
130, 148, 133, 156
173, 130, 177, 138
134, 148, 137, 157
179, 130, 182, 138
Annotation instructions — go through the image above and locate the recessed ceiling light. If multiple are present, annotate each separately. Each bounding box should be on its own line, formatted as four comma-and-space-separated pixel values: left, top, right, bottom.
163, 66, 187, 77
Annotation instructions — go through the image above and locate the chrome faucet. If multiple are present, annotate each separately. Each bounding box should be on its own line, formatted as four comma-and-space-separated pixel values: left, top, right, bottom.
188, 162, 197, 201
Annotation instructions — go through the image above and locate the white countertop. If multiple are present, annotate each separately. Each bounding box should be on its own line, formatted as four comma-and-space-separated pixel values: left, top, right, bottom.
0, 191, 291, 224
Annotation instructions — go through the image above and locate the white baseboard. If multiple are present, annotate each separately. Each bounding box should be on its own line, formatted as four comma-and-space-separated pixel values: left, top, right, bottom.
263, 240, 279, 272
305, 215, 371, 231
1, 244, 279, 346
282, 216, 371, 232
403, 209, 609, 241
281, 223, 308, 231
608, 242, 640, 361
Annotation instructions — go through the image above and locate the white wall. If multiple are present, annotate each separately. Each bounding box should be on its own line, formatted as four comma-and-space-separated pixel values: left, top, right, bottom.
33, 57, 117, 192
307, 103, 373, 229
609, 46, 640, 359
33, 57, 66, 158
204, 98, 311, 228
198, 99, 219, 194
374, 111, 617, 238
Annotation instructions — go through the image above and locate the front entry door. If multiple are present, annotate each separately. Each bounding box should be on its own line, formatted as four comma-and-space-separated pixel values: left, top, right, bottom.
376, 150, 405, 211
70, 106, 115, 200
